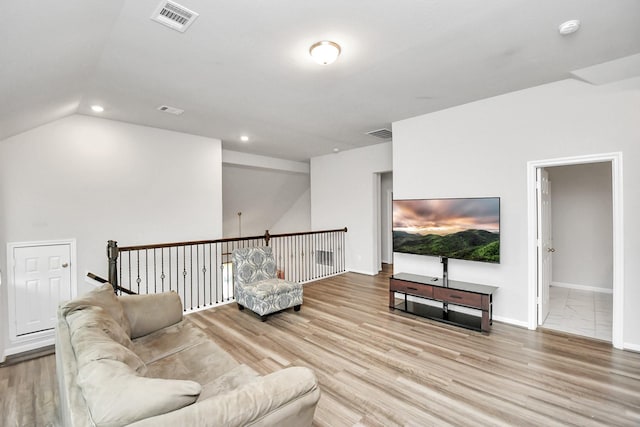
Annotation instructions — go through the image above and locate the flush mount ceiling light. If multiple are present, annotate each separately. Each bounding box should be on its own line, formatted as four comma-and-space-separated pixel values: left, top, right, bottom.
558, 19, 581, 35
309, 40, 341, 65
240, 135, 250, 142
91, 105, 104, 113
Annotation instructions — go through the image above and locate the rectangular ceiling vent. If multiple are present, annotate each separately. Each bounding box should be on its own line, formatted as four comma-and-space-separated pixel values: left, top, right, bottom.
157, 105, 185, 115
366, 128, 393, 140
151, 1, 199, 33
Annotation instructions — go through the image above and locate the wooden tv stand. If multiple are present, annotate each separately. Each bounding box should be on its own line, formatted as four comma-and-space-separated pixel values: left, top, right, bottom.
389, 273, 498, 332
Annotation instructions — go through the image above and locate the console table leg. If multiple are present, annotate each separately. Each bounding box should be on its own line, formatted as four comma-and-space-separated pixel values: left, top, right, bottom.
481, 311, 490, 332
481, 295, 491, 332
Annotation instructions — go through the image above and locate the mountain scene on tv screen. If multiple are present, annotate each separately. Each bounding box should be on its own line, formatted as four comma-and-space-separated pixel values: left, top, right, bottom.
393, 229, 500, 263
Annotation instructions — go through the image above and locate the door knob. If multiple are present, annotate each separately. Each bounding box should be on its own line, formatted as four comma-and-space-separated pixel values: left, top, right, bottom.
62, 262, 69, 268
547, 248, 555, 253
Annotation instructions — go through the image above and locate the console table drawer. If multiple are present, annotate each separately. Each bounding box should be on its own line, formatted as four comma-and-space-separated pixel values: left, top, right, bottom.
390, 279, 433, 298
433, 287, 482, 308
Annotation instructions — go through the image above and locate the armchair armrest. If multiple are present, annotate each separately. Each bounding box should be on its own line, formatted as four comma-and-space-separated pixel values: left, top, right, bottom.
128, 366, 320, 427
119, 292, 183, 339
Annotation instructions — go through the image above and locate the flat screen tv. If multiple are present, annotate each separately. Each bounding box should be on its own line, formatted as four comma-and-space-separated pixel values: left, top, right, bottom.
393, 197, 500, 263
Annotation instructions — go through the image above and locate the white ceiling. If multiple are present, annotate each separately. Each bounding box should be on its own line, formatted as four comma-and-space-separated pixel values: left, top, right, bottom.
2, 0, 640, 161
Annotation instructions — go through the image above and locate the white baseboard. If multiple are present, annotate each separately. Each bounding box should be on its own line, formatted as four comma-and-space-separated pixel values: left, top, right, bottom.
347, 269, 376, 276
4, 335, 55, 358
493, 315, 529, 328
551, 281, 613, 294
299, 271, 346, 284
623, 342, 640, 353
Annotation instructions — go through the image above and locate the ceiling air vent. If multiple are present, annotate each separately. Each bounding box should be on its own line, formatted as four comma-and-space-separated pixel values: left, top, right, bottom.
151, 1, 199, 33
366, 128, 393, 140
157, 105, 185, 115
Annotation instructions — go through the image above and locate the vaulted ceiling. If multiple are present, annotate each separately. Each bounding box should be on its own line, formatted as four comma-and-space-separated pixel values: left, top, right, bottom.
2, 1, 640, 161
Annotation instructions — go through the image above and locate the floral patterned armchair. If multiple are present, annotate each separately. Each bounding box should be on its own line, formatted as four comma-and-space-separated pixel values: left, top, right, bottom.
231, 246, 303, 321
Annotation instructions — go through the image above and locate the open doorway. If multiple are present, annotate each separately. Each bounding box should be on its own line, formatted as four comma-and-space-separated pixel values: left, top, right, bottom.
539, 163, 613, 341
375, 172, 393, 273
527, 153, 623, 349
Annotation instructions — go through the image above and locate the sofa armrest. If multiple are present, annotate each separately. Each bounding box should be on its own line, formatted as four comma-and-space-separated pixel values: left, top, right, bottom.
119, 292, 183, 339
128, 366, 320, 427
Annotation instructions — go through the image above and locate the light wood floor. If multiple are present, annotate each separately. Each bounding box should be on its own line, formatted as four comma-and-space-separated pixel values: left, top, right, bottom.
2, 266, 640, 426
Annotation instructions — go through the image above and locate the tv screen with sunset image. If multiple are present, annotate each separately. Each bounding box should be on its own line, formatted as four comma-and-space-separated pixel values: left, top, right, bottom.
393, 197, 500, 263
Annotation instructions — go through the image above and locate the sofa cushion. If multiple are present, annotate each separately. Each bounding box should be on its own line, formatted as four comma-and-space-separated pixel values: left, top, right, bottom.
67, 307, 147, 374
197, 364, 259, 402
143, 333, 240, 386
131, 319, 209, 365
66, 305, 133, 349
77, 359, 201, 427
61, 283, 131, 336
119, 292, 183, 339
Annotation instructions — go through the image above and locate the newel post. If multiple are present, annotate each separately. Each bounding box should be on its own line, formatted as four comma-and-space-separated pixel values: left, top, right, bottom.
107, 240, 119, 293
264, 230, 271, 246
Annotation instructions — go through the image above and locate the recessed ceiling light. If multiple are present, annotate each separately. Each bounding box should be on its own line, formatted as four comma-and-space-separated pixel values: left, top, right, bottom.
91, 105, 104, 113
240, 135, 250, 142
309, 40, 341, 65
333, 148, 340, 153
157, 105, 184, 115
558, 19, 581, 35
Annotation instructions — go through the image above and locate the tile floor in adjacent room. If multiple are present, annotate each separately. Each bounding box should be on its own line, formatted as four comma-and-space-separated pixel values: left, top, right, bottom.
542, 286, 613, 342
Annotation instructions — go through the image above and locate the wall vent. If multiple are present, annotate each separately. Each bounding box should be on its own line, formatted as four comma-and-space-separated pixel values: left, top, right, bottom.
157, 105, 185, 115
316, 250, 334, 266
151, 1, 199, 33
366, 128, 393, 140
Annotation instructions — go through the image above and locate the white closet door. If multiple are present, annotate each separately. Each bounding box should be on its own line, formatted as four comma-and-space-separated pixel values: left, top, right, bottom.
13, 244, 72, 336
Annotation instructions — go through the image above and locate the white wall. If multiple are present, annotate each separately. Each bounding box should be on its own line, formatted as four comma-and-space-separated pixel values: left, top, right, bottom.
0, 177, 5, 359
222, 150, 310, 237
270, 188, 311, 234
547, 163, 613, 290
310, 142, 392, 275
0, 114, 223, 356
393, 77, 640, 347
222, 165, 310, 237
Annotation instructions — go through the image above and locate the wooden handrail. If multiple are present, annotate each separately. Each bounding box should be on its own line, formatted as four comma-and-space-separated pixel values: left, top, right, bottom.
116, 227, 348, 252
87, 272, 108, 283
87, 272, 137, 295
268, 227, 348, 239
108, 227, 348, 300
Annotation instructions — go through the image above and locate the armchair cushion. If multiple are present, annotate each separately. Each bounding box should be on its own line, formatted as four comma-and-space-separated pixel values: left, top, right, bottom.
233, 246, 277, 287
235, 278, 303, 316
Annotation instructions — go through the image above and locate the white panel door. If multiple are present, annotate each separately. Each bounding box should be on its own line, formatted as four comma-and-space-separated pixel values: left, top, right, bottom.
13, 244, 72, 336
537, 169, 553, 325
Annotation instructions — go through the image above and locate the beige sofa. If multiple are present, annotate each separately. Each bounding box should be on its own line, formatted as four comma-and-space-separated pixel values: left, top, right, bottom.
56, 283, 320, 427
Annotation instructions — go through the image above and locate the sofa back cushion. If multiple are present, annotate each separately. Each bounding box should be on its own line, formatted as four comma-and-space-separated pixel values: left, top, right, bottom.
78, 359, 201, 427
62, 283, 131, 336
119, 292, 183, 339
67, 306, 146, 374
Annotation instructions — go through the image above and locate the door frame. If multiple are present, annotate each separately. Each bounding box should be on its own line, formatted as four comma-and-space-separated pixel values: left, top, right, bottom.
5, 238, 77, 356
527, 153, 623, 349
536, 168, 552, 325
